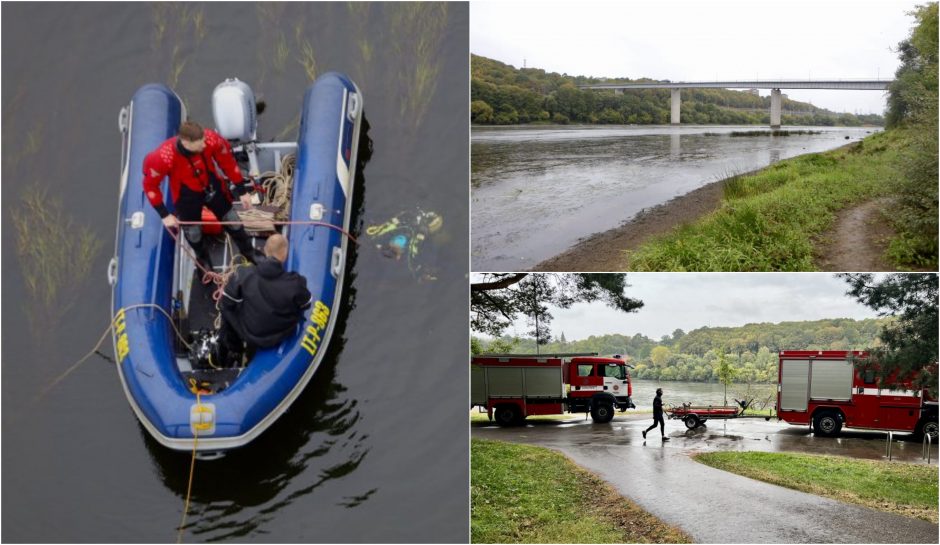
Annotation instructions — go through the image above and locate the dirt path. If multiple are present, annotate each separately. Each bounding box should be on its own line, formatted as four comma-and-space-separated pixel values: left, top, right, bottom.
816, 198, 895, 271
532, 180, 727, 271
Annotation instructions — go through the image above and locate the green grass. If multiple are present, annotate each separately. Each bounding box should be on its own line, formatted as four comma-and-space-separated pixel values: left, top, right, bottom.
694, 451, 938, 523
626, 131, 902, 271
472, 439, 690, 543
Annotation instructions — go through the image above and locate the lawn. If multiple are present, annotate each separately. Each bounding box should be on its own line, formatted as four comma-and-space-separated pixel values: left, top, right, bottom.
471, 438, 690, 543
694, 451, 939, 523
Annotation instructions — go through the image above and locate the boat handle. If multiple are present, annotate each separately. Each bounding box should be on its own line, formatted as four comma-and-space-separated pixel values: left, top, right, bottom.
107, 257, 118, 286
347, 93, 360, 122
118, 106, 129, 133
331, 246, 343, 278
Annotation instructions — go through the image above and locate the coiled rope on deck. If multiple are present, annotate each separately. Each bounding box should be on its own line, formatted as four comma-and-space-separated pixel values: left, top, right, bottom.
259, 153, 296, 220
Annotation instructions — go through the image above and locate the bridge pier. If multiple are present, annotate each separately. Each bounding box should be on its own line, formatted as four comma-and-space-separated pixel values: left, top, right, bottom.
770, 88, 782, 129
614, 88, 623, 96
671, 89, 681, 125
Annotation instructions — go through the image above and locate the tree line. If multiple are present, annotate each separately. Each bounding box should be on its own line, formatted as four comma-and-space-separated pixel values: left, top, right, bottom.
471, 317, 889, 384
471, 54, 885, 127
882, 3, 938, 267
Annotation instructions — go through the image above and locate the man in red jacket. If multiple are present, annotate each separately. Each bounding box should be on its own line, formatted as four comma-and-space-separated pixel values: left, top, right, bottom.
142, 120, 260, 270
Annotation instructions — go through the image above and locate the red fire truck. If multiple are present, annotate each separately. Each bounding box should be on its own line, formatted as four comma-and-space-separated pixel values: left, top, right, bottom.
777, 350, 938, 438
471, 353, 635, 426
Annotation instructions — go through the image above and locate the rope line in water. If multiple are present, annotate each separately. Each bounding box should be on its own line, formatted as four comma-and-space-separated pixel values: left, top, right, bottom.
36, 303, 191, 403
177, 429, 198, 545
177, 381, 211, 544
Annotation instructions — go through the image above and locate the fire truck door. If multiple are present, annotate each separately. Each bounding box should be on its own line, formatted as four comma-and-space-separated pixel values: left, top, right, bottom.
569, 363, 603, 393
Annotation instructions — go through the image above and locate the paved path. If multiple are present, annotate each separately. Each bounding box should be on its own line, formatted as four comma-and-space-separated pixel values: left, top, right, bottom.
473, 416, 938, 543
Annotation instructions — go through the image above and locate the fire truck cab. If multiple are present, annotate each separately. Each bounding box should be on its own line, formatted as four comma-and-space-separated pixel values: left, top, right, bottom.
777, 350, 938, 439
471, 353, 635, 426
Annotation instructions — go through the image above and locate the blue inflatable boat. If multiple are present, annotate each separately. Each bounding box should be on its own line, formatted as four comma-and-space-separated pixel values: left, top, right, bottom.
109, 74, 363, 455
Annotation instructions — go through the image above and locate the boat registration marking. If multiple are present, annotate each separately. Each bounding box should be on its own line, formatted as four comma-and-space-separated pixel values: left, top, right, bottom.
300, 301, 331, 357
114, 309, 130, 363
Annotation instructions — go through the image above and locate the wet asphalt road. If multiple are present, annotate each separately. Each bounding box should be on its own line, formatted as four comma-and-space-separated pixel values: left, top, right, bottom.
472, 415, 939, 543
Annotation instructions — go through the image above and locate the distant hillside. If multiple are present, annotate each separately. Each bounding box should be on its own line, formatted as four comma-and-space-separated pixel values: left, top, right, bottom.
471, 54, 885, 127
472, 317, 890, 383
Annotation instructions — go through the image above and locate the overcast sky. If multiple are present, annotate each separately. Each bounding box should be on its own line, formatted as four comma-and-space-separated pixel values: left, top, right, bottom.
495, 273, 884, 341
471, 0, 923, 114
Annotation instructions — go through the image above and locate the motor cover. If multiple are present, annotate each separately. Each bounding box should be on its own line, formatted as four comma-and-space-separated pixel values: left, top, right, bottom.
212, 78, 257, 142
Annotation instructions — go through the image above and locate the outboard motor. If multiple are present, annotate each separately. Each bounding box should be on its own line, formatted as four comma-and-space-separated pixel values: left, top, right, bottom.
212, 78, 260, 176
212, 78, 257, 142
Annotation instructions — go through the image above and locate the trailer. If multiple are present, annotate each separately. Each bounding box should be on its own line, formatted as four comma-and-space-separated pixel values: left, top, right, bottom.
776, 350, 937, 438
666, 399, 772, 429
471, 353, 636, 425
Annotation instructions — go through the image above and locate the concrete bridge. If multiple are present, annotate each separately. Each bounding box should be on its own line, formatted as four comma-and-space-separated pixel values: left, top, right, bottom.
580, 80, 892, 128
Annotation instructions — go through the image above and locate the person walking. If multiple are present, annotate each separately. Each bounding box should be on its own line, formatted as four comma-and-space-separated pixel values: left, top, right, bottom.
642, 387, 669, 441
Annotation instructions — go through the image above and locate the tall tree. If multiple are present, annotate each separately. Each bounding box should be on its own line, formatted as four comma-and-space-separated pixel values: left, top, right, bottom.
470, 273, 644, 344
840, 273, 938, 395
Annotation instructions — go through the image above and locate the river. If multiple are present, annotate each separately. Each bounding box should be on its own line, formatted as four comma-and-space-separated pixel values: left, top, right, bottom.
2, 3, 468, 542
630, 378, 776, 412
471, 124, 880, 271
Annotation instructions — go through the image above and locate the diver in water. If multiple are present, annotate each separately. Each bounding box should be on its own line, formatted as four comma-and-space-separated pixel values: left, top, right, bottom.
365, 207, 443, 281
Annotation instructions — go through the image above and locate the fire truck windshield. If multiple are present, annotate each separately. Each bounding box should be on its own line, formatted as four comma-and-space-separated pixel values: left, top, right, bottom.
604, 364, 627, 380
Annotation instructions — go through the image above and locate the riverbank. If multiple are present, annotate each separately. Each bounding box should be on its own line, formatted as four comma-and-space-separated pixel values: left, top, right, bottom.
532, 174, 728, 271
537, 131, 907, 271
471, 438, 691, 543
694, 452, 939, 523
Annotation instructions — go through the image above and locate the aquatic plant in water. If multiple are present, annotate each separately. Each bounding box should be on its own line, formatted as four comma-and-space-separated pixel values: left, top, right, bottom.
294, 22, 319, 82
10, 185, 102, 333
256, 4, 290, 86
391, 3, 448, 128
347, 2, 374, 89
150, 3, 206, 89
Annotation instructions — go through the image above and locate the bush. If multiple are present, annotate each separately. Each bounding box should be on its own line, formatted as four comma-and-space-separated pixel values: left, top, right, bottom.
470, 100, 494, 124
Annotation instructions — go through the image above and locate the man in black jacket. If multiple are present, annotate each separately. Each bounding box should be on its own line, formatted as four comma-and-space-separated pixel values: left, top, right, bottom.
218, 233, 312, 365
642, 388, 669, 441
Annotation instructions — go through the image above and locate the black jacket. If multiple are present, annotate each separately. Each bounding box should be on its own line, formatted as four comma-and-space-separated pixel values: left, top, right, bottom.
221, 257, 312, 348
652, 394, 663, 417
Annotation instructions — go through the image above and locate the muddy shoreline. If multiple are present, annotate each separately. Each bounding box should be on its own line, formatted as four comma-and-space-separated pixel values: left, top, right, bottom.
532, 178, 729, 271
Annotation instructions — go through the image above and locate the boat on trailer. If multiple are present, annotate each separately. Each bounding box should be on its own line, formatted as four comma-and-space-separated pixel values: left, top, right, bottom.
109, 74, 363, 456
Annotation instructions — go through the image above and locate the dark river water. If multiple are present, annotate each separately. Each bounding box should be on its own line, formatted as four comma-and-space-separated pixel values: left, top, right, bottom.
471, 124, 880, 270
2, 3, 468, 542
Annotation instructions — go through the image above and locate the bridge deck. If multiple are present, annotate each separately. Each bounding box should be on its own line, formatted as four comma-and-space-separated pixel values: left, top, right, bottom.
581, 80, 891, 91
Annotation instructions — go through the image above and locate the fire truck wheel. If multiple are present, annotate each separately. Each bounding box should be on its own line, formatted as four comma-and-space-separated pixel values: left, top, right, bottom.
494, 405, 520, 427
591, 403, 614, 423
813, 411, 842, 437
684, 415, 700, 429
919, 419, 938, 440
